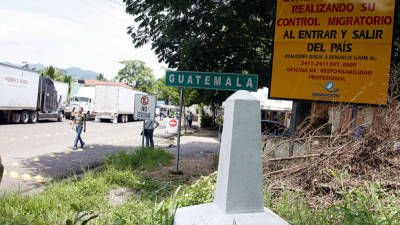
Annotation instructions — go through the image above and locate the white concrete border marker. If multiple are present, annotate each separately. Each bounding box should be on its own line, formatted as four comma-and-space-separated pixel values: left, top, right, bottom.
174, 91, 288, 225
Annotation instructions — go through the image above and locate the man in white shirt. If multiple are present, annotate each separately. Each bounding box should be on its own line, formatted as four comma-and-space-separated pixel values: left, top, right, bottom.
144, 116, 160, 147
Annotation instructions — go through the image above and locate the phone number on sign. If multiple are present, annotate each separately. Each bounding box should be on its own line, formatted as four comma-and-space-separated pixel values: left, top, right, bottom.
300, 61, 357, 67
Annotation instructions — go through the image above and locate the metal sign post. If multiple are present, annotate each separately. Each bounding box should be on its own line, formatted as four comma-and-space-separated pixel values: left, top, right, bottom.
175, 88, 183, 173
142, 120, 145, 153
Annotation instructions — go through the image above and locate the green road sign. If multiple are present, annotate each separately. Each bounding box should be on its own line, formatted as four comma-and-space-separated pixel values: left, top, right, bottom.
165, 71, 258, 91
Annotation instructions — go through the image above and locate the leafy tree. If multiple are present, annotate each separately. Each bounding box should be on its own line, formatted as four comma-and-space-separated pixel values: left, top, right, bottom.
114, 60, 155, 93
63, 75, 73, 101
41, 66, 65, 81
152, 76, 180, 105
96, 73, 107, 81
124, 0, 275, 106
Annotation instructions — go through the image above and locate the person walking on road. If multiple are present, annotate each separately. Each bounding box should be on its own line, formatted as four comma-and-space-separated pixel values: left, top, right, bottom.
144, 116, 159, 147
72, 107, 86, 150
187, 111, 193, 128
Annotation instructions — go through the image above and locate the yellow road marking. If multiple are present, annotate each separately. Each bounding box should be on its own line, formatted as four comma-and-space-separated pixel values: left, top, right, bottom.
65, 151, 71, 154
99, 144, 104, 147
76, 148, 83, 152
11, 163, 19, 167
89, 146, 94, 149
49, 153, 57, 158
22, 174, 32, 180
34, 175, 45, 183
3, 170, 7, 176
33, 157, 40, 162
9, 171, 19, 178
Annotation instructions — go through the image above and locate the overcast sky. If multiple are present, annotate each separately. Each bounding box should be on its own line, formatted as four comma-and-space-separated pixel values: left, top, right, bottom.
0, 0, 167, 79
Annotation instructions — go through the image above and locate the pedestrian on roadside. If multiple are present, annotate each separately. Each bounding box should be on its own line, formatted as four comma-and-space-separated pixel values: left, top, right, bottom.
144, 115, 159, 147
187, 111, 193, 128
72, 107, 86, 150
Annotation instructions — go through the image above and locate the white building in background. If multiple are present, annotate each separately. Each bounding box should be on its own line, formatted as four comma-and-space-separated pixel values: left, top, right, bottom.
224, 88, 293, 126
252, 87, 292, 112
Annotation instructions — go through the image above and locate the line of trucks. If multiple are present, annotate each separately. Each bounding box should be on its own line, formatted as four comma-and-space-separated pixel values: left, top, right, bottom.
0, 63, 147, 124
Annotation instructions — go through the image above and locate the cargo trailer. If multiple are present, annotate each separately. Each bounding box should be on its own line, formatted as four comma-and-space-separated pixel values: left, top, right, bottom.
93, 85, 145, 123
0, 63, 62, 123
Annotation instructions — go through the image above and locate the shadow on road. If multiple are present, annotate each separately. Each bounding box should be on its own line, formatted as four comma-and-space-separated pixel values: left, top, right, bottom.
19, 145, 137, 180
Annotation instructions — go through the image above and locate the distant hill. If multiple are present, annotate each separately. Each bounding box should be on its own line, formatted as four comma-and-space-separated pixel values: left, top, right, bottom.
30, 63, 45, 71
64, 67, 98, 80
1, 62, 99, 81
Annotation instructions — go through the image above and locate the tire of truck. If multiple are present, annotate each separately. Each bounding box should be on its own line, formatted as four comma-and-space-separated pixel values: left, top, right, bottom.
123, 115, 127, 123
112, 117, 118, 124
57, 112, 63, 122
11, 111, 21, 123
20, 111, 30, 124
29, 112, 38, 123
94, 117, 100, 122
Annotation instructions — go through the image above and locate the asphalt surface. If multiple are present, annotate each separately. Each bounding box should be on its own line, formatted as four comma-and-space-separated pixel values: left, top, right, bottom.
0, 118, 171, 194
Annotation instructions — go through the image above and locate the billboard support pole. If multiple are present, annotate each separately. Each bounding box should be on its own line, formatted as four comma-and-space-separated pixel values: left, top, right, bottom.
351, 106, 358, 128
175, 88, 183, 173
288, 101, 298, 157
351, 106, 358, 139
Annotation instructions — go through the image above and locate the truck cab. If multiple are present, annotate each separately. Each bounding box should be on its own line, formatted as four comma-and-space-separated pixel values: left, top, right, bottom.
65, 86, 95, 120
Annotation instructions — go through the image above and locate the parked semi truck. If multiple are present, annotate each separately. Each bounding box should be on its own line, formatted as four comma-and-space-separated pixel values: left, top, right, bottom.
0, 63, 62, 123
54, 80, 69, 116
64, 86, 95, 120
93, 85, 145, 123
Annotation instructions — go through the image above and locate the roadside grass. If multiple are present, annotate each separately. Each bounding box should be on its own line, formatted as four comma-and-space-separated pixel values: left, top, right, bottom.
1, 148, 399, 225
0, 147, 176, 225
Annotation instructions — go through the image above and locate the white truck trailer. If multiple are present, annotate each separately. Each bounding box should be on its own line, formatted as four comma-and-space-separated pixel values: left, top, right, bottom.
93, 85, 145, 123
54, 80, 69, 116
0, 63, 62, 123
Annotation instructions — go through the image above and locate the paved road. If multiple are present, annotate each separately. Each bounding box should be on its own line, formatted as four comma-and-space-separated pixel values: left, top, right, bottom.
0, 119, 171, 193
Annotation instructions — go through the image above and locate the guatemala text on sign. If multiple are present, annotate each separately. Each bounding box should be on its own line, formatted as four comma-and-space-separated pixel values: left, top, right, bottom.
166, 71, 258, 91
270, 0, 397, 105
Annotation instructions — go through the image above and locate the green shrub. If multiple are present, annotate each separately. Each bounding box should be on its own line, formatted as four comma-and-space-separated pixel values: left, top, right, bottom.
105, 147, 173, 171
200, 114, 214, 128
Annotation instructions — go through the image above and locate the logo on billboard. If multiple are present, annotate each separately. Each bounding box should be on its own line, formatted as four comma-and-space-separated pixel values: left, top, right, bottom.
312, 82, 340, 99
324, 82, 339, 93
